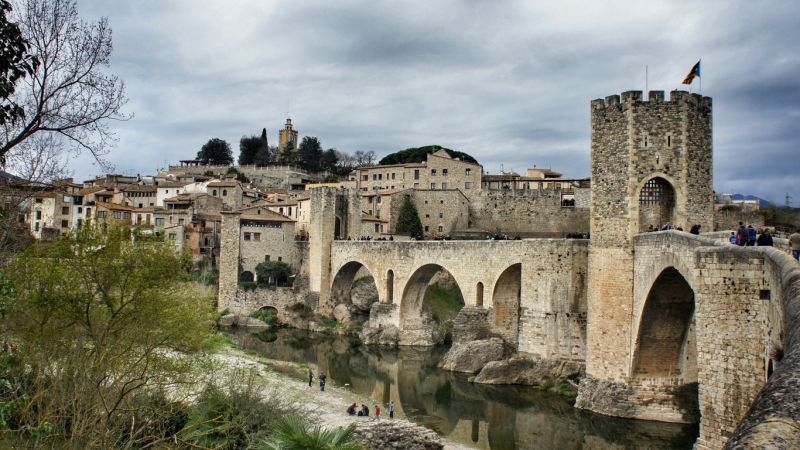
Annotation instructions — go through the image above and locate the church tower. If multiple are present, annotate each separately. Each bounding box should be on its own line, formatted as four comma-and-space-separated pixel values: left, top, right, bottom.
279, 118, 298, 150
585, 90, 713, 381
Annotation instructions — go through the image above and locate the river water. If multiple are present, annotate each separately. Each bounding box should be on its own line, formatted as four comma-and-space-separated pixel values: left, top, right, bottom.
225, 327, 699, 450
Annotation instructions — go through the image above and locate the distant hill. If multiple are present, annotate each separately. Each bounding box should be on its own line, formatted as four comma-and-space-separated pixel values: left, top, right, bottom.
379, 145, 479, 166
731, 194, 772, 208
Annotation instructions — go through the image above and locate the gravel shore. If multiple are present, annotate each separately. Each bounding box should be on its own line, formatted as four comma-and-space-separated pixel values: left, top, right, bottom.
210, 345, 475, 450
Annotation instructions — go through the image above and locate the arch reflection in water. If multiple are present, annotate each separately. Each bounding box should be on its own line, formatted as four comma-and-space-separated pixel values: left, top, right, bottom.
225, 328, 698, 450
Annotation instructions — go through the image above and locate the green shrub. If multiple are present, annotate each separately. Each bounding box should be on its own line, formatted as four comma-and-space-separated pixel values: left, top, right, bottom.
353, 275, 374, 285
249, 310, 278, 326
240, 282, 257, 291
322, 317, 338, 328
288, 302, 313, 319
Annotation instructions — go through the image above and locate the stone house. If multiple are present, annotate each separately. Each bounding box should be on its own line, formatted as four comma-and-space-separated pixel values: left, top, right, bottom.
29, 191, 72, 238
207, 181, 244, 210
95, 202, 135, 227
122, 185, 158, 208
351, 149, 482, 197
233, 211, 300, 284
155, 181, 191, 206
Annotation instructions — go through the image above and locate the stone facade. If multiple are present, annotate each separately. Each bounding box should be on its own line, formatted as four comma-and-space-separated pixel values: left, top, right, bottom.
713, 210, 765, 232
167, 164, 328, 189
468, 189, 589, 237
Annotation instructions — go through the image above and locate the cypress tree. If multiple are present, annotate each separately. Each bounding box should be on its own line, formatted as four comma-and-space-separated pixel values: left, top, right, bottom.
395, 195, 424, 239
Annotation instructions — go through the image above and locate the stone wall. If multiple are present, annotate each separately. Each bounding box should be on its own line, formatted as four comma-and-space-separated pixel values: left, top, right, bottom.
713, 210, 765, 232
467, 189, 590, 237
168, 164, 328, 188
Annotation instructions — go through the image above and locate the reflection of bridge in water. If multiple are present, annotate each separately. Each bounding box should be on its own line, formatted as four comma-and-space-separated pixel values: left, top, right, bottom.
227, 328, 698, 450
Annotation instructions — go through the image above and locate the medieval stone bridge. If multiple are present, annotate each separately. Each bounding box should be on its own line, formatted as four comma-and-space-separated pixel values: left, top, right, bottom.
319, 232, 800, 450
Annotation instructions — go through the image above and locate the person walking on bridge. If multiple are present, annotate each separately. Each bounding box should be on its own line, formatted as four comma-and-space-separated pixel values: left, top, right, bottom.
736, 222, 749, 246
690, 223, 701, 235
757, 229, 774, 247
747, 225, 757, 246
790, 229, 800, 261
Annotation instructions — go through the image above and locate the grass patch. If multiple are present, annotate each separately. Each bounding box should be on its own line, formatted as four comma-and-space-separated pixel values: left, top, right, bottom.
353, 275, 374, 285
203, 333, 234, 352
534, 381, 554, 391
423, 283, 464, 322
322, 317, 338, 328
249, 309, 278, 326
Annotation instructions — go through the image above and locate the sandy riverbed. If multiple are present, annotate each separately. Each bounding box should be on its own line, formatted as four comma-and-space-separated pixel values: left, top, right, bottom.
209, 345, 475, 450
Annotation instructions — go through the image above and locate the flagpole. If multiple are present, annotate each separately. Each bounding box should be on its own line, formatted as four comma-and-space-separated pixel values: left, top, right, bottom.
699, 59, 702, 95
645, 66, 648, 99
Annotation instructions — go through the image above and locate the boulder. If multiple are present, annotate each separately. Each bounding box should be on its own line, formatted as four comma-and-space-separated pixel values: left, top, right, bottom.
333, 303, 352, 325
474, 356, 584, 385
219, 313, 237, 327
360, 324, 400, 346
354, 419, 443, 450
236, 316, 269, 328
441, 338, 504, 373
351, 281, 379, 311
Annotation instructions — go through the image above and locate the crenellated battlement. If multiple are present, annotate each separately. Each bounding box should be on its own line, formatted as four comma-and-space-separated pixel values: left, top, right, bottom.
591, 90, 712, 111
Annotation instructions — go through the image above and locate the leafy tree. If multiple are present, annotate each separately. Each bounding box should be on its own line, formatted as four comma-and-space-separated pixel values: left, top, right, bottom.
261, 415, 362, 450
0, 0, 37, 132
254, 144, 278, 166
1, 220, 213, 448
203, 169, 215, 177
1, 0, 129, 172
720, 204, 742, 212
323, 174, 339, 183
255, 261, 292, 285
321, 148, 339, 172
239, 134, 269, 165
278, 140, 296, 165
297, 136, 323, 171
198, 138, 233, 165
395, 195, 424, 239
379, 145, 478, 165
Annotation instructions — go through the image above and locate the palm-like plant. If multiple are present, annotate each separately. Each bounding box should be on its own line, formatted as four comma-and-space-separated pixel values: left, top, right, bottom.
260, 415, 363, 450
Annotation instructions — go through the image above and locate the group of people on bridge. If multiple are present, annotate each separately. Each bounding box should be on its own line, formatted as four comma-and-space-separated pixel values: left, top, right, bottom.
729, 222, 774, 248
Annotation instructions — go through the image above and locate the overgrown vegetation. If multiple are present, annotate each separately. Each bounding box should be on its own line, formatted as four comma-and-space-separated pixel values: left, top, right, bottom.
289, 302, 314, 319
250, 309, 279, 326
0, 220, 215, 448
255, 261, 293, 286
379, 145, 479, 165
395, 195, 424, 239
669, 382, 701, 423
353, 275, 374, 285
423, 283, 465, 323
191, 255, 219, 285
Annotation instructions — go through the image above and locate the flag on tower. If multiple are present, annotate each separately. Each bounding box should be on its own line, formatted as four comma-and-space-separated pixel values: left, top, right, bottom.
682, 61, 701, 85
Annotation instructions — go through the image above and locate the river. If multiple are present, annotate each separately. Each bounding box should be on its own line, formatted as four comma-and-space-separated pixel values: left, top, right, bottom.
224, 327, 699, 450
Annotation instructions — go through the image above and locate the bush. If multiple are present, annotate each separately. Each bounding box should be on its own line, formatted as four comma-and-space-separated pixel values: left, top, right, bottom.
288, 302, 313, 319
255, 261, 292, 286
240, 282, 257, 291
249, 309, 278, 326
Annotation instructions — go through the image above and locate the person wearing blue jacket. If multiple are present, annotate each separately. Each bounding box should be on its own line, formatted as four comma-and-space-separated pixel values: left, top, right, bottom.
746, 225, 757, 246
729, 232, 739, 245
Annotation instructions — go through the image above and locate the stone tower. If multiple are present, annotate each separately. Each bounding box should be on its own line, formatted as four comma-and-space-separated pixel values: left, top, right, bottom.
279, 118, 298, 150
586, 90, 713, 381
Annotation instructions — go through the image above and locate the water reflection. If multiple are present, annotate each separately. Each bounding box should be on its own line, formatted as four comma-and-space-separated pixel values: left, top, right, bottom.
225, 327, 698, 450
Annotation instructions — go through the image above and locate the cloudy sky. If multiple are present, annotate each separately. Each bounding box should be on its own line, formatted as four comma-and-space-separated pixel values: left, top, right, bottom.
65, 0, 800, 203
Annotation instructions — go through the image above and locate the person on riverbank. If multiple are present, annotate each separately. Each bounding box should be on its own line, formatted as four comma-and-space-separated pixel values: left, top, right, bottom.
359, 404, 369, 417
389, 401, 394, 419
757, 229, 774, 247
319, 371, 327, 392
347, 403, 357, 415
308, 368, 314, 387
375, 405, 380, 420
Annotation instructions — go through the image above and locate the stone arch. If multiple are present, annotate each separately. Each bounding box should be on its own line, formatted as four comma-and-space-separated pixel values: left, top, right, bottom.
240, 271, 254, 283
258, 305, 279, 317
631, 267, 697, 383
400, 264, 463, 330
491, 264, 522, 347
637, 176, 677, 232
386, 270, 394, 304
330, 260, 380, 310
476, 282, 484, 307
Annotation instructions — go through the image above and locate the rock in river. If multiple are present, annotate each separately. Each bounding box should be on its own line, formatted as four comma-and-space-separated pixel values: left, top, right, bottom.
441, 337, 504, 373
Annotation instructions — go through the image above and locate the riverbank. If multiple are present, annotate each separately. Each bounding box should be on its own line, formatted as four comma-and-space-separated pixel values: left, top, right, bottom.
209, 339, 476, 450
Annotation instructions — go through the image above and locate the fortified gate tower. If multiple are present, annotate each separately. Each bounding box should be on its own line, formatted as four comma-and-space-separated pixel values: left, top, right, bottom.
586, 90, 713, 381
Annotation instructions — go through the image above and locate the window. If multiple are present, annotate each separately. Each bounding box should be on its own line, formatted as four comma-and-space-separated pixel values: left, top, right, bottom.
424, 226, 429, 232
62, 207, 69, 215
375, 224, 380, 232
156, 218, 164, 226
442, 169, 448, 176
414, 183, 419, 188
168, 233, 176, 240
438, 226, 443, 232
124, 212, 131, 219
373, 174, 377, 180
425, 214, 430, 218
414, 170, 420, 180
35, 211, 41, 220
277, 257, 282, 262
392, 173, 396, 180
77, 207, 83, 213
35, 198, 42, 203
98, 211, 106, 218
165, 190, 169, 194
424, 200, 428, 204
440, 200, 444, 204
368, 210, 373, 216
146, 214, 151, 224
465, 182, 472, 189
222, 190, 228, 196
431, 183, 436, 189
265, 255, 270, 261
212, 190, 217, 196
361, 175, 368, 181
244, 232, 251, 241
34, 222, 39, 231
113, 211, 121, 219
178, 218, 184, 225
431, 169, 437, 176
442, 183, 448, 189
379, 174, 383, 180
377, 197, 381, 203
254, 233, 261, 241
61, 220, 68, 228
466, 168, 471, 175
439, 213, 443, 218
